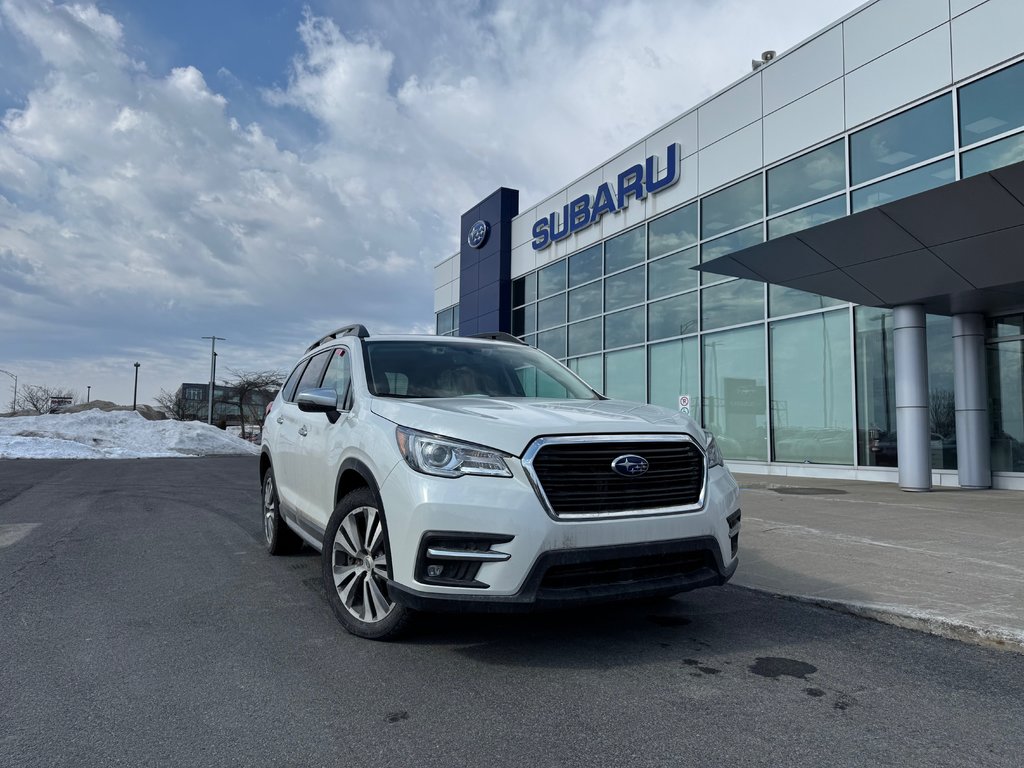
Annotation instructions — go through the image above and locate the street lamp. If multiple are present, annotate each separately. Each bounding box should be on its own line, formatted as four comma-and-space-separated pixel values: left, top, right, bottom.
202, 336, 226, 425
133, 362, 140, 411
0, 369, 16, 414
87, 385, 91, 403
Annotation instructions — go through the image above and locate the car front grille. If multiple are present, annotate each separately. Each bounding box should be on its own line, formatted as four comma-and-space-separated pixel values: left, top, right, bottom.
523, 436, 706, 519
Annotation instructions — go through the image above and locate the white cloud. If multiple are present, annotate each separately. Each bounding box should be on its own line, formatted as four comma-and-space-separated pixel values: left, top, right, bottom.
0, 0, 862, 405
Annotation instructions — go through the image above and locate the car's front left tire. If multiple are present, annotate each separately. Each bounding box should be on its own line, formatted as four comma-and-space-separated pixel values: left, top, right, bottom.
322, 486, 413, 640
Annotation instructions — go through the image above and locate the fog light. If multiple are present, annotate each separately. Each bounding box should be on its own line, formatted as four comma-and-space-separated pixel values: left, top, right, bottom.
426, 564, 444, 578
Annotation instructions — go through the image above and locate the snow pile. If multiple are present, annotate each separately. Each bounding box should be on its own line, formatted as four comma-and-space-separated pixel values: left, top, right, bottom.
0, 410, 260, 459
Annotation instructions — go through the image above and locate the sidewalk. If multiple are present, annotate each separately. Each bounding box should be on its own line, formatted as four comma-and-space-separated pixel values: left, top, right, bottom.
730, 472, 1024, 654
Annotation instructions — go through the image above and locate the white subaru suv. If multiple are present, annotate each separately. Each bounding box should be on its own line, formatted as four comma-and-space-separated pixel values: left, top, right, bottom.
260, 325, 741, 640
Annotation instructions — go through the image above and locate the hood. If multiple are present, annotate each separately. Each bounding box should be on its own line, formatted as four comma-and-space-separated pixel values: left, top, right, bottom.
368, 397, 704, 456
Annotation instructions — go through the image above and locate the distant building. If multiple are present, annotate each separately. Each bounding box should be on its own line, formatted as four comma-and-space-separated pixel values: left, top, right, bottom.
176, 383, 275, 427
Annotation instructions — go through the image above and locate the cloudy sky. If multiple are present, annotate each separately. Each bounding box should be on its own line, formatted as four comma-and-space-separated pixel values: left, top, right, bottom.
0, 0, 862, 408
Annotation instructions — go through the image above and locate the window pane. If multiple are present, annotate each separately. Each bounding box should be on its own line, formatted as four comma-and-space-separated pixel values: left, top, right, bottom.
512, 277, 526, 307
649, 247, 698, 300
523, 271, 537, 303
538, 327, 567, 360
769, 285, 845, 317
436, 307, 453, 335
604, 306, 645, 349
855, 307, 896, 467
768, 140, 845, 214
648, 293, 698, 340
605, 265, 645, 311
987, 313, 1024, 338
605, 227, 645, 273
605, 347, 646, 403
648, 203, 697, 259
538, 260, 566, 297
568, 354, 603, 393
512, 306, 525, 336
959, 60, 1024, 146
701, 279, 763, 331
649, 338, 700, 413
767, 195, 846, 239
702, 326, 767, 460
850, 95, 953, 184
568, 281, 602, 321
537, 293, 565, 330
522, 303, 536, 335
962, 132, 1024, 177
926, 314, 957, 470
568, 317, 602, 356
987, 338, 1024, 472
770, 311, 854, 464
569, 244, 602, 287
452, 305, 459, 335
701, 224, 762, 285
852, 158, 955, 212
701, 175, 763, 239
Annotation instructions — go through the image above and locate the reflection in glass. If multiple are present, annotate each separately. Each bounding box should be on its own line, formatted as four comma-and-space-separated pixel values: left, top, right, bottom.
523, 271, 537, 304
538, 326, 567, 360
700, 224, 762, 285
568, 317, 602, 356
648, 247, 698, 299
987, 337, 1024, 472
648, 203, 697, 259
987, 314, 1024, 338
569, 244, 602, 287
648, 293, 698, 341
568, 281, 602, 321
514, 304, 537, 336
605, 227, 645, 273
701, 279, 763, 331
512, 277, 525, 307
702, 326, 767, 460
538, 260, 566, 297
770, 311, 853, 464
605, 265, 645, 311
958, 60, 1024, 146
855, 307, 896, 466
850, 95, 952, 185
436, 307, 453, 335
769, 285, 844, 317
512, 306, 524, 336
568, 354, 603, 394
537, 293, 565, 330
701, 175, 763, 239
649, 338, 700, 413
926, 315, 957, 470
767, 195, 845, 239
452, 305, 459, 336
605, 307, 645, 349
768, 140, 845, 214
851, 158, 955, 212
605, 347, 646, 404
962, 132, 1024, 177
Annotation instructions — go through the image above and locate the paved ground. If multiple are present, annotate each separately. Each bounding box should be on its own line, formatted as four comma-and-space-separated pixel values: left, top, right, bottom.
1, 458, 1023, 767
731, 473, 1024, 651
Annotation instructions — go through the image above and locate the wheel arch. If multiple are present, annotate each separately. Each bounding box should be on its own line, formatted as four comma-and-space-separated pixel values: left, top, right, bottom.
259, 448, 273, 484
333, 459, 393, 579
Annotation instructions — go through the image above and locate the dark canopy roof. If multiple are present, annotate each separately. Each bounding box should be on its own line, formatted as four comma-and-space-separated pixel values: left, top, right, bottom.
698, 159, 1024, 315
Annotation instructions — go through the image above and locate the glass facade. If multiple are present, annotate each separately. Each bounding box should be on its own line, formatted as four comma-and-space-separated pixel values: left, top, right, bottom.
454, 55, 1024, 477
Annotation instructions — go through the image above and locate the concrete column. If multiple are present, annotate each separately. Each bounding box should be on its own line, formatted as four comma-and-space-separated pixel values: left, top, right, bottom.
893, 305, 931, 491
953, 313, 991, 489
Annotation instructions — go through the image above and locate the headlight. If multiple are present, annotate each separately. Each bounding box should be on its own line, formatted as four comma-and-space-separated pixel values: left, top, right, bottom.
395, 427, 512, 478
704, 431, 724, 469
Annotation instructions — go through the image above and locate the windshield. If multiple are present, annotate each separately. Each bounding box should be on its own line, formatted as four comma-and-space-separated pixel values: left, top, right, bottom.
364, 340, 601, 400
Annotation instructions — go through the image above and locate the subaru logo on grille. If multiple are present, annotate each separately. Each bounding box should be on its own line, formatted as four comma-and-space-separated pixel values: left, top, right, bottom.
611, 454, 649, 477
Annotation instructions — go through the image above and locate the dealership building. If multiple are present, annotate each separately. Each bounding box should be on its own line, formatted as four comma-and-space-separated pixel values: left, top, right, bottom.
433, 0, 1024, 491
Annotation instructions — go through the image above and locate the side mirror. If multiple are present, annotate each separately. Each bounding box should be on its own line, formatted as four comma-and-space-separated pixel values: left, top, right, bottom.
296, 388, 339, 414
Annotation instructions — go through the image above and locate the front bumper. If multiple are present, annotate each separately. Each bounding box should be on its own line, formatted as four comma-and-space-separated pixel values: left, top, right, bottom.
377, 457, 741, 607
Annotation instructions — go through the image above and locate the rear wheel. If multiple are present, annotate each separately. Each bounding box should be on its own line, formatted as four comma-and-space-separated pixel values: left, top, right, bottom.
322, 487, 413, 640
262, 468, 303, 555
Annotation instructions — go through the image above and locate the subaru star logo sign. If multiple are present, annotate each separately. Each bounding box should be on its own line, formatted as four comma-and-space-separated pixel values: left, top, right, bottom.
611, 454, 649, 477
467, 219, 490, 249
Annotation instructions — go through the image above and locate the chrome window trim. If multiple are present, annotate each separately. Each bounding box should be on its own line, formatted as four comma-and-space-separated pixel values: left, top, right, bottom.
521, 433, 708, 521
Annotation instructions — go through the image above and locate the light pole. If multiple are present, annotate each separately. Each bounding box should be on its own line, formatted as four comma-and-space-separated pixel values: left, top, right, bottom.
0, 369, 16, 414
133, 362, 140, 411
87, 386, 91, 403
202, 336, 226, 425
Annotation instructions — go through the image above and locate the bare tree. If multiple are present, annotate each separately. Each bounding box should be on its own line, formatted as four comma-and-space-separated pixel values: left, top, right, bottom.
930, 388, 956, 438
154, 388, 192, 420
16, 384, 78, 414
221, 369, 283, 438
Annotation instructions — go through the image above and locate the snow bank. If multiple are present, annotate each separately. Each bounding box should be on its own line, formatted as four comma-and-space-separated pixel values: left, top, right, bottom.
0, 410, 260, 459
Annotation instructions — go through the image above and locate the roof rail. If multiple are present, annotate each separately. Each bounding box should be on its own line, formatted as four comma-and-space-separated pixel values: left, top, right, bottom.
470, 332, 526, 345
306, 324, 370, 353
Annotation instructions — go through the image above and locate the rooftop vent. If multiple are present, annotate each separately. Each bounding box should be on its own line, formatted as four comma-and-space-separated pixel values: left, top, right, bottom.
751, 50, 777, 71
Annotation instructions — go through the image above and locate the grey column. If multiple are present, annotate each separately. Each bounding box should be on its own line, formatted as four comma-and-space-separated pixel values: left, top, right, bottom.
953, 313, 991, 489
893, 305, 931, 491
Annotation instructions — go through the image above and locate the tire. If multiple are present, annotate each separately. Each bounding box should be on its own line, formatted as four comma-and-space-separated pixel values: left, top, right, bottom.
321, 486, 413, 640
262, 467, 303, 555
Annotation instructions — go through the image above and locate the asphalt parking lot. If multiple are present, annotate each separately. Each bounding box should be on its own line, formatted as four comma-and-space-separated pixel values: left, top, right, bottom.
2, 458, 1023, 768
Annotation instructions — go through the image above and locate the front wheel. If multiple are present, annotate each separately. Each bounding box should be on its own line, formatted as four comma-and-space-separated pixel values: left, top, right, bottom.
322, 487, 413, 640
262, 467, 302, 555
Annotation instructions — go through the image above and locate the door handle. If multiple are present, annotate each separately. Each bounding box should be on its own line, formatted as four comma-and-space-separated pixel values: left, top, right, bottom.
276, 415, 284, 424
298, 426, 308, 437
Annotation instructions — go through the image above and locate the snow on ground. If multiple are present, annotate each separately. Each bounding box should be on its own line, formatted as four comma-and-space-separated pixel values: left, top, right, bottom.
0, 410, 260, 459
